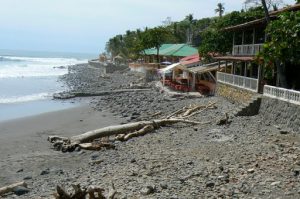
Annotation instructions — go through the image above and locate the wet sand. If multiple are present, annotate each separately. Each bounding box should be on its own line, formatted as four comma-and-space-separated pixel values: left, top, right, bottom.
0, 104, 124, 188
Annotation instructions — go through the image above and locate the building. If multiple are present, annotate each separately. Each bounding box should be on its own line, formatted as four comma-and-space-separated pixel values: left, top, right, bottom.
214, 3, 300, 94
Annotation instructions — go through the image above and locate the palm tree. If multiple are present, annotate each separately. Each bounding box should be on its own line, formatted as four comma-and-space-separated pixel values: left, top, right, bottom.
215, 3, 225, 17
185, 14, 195, 44
261, 0, 270, 23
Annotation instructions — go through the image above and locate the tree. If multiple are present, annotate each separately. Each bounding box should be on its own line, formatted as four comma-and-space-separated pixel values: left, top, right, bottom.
261, 0, 270, 23
199, 8, 264, 60
142, 27, 174, 63
185, 14, 196, 44
258, 11, 300, 87
215, 3, 225, 17
244, 0, 283, 11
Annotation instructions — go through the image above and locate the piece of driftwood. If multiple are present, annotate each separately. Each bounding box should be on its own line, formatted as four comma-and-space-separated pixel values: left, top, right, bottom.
217, 113, 230, 125
165, 106, 187, 119
79, 142, 115, 150
0, 181, 27, 196
181, 101, 217, 119
53, 89, 151, 99
123, 125, 155, 141
48, 118, 209, 152
54, 184, 109, 199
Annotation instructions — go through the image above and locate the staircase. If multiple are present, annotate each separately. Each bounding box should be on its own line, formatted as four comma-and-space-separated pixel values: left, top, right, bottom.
230, 95, 262, 117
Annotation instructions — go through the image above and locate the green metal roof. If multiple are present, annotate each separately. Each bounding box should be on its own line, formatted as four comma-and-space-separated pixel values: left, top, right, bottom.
144, 44, 198, 57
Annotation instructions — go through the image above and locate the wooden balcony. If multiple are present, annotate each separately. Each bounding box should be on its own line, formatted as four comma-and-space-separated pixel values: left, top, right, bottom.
232, 44, 263, 56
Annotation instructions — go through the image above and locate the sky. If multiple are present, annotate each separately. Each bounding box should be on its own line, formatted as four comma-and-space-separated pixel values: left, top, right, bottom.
0, 0, 296, 54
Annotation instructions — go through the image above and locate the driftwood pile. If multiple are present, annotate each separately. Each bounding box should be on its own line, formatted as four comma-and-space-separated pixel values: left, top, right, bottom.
54, 183, 116, 199
48, 102, 218, 152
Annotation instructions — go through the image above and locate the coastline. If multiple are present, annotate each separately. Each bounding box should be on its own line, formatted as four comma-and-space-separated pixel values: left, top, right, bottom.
1, 64, 300, 198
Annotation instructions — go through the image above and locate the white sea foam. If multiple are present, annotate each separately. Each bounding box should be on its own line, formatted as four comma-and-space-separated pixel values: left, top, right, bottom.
0, 56, 87, 78
0, 92, 52, 104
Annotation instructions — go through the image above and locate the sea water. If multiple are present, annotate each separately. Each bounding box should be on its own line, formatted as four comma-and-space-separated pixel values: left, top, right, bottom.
0, 50, 96, 121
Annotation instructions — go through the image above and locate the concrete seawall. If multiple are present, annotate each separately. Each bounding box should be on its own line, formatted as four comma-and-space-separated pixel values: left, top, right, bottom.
216, 82, 300, 132
259, 97, 300, 132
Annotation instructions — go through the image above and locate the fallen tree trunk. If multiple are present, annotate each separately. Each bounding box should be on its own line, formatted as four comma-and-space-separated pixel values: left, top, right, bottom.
70, 118, 205, 143
53, 89, 151, 99
48, 118, 210, 152
0, 181, 27, 196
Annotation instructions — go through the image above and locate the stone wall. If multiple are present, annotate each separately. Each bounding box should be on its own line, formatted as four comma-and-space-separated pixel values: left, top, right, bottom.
216, 82, 256, 104
88, 60, 128, 74
259, 97, 300, 132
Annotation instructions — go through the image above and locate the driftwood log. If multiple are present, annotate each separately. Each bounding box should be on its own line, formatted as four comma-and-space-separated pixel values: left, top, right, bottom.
53, 89, 151, 99
0, 181, 27, 196
48, 102, 217, 152
48, 118, 211, 152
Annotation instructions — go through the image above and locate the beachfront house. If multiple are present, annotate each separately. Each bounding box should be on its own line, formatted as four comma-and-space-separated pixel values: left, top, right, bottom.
160, 53, 226, 95
129, 44, 198, 69
212, 3, 300, 109
214, 4, 300, 95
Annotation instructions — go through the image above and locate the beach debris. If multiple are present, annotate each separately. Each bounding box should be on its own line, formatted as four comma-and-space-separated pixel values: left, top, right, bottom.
48, 102, 222, 152
53, 88, 151, 99
217, 112, 230, 126
54, 183, 116, 199
49, 118, 211, 152
0, 181, 28, 196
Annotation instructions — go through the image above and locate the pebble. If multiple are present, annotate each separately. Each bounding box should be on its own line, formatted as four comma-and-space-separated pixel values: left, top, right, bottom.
40, 169, 50, 175
16, 168, 23, 173
160, 182, 168, 189
13, 186, 30, 196
206, 181, 215, 188
270, 181, 281, 186
140, 184, 155, 195
23, 176, 32, 180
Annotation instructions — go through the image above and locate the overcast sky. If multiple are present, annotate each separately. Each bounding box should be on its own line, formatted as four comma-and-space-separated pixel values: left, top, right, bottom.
0, 0, 296, 54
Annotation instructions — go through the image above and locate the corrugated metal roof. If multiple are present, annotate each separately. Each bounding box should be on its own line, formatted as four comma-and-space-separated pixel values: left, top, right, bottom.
185, 62, 227, 74
180, 54, 200, 66
159, 63, 186, 73
144, 44, 198, 57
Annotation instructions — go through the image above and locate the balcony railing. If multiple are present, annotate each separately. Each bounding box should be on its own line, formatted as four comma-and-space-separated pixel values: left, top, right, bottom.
232, 44, 263, 56
217, 72, 258, 92
264, 85, 300, 105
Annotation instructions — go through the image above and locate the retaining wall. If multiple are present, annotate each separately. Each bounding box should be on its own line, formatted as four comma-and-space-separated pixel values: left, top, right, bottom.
216, 82, 300, 132
88, 60, 128, 74
259, 97, 300, 132
216, 82, 256, 104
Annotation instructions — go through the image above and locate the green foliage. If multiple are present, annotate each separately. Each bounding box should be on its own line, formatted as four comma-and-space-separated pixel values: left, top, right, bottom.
259, 11, 300, 65
198, 7, 264, 59
105, 5, 267, 61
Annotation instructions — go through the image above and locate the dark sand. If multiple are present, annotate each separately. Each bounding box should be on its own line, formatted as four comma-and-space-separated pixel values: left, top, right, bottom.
0, 104, 123, 187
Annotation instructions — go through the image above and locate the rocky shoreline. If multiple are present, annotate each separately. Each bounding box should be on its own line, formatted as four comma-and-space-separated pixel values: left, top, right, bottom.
2, 64, 300, 198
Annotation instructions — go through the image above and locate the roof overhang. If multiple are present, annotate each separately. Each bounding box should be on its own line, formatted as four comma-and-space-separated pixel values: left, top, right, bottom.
214, 56, 255, 62
223, 4, 300, 31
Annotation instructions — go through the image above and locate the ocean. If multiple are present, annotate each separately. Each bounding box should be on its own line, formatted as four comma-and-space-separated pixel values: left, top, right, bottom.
0, 50, 96, 121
